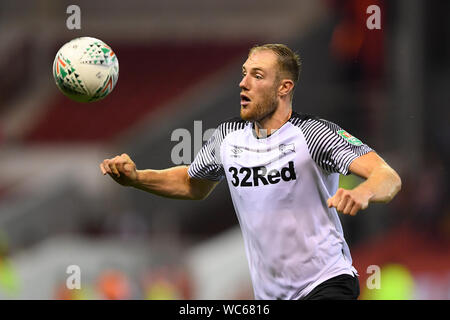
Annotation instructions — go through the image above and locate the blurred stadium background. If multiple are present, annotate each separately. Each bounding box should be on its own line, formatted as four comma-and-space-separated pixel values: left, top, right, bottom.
0, 0, 448, 299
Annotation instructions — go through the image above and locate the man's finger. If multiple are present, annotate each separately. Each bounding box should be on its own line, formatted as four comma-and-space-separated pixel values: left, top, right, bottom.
342, 200, 354, 215
327, 197, 333, 208
350, 203, 361, 216
103, 159, 113, 174
115, 162, 123, 174
335, 188, 344, 197
112, 165, 120, 177
115, 159, 128, 174
121, 153, 132, 162
110, 159, 120, 177
328, 193, 341, 208
100, 163, 106, 175
336, 196, 348, 212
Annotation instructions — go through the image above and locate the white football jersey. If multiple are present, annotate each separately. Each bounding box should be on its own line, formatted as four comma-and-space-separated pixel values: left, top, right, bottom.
188, 111, 373, 299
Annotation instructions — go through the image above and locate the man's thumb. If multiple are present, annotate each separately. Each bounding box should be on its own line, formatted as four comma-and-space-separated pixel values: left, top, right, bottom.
327, 197, 333, 208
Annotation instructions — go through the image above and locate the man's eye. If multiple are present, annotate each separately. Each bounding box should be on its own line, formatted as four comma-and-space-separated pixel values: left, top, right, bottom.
255, 74, 263, 79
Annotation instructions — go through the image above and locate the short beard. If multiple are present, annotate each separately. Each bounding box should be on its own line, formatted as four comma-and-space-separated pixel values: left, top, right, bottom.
240, 88, 278, 123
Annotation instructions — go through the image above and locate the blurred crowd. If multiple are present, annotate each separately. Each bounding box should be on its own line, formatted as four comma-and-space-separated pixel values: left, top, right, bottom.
54, 266, 192, 300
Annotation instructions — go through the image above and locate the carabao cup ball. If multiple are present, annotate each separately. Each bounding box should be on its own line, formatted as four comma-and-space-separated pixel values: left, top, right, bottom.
53, 37, 119, 103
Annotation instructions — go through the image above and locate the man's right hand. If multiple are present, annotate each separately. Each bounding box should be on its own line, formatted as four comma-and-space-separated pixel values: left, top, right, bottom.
100, 153, 138, 187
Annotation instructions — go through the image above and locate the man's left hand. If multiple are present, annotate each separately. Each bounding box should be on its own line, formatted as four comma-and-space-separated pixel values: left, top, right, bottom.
327, 188, 372, 216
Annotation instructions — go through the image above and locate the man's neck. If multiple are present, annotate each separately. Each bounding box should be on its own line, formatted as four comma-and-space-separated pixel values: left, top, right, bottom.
254, 105, 292, 138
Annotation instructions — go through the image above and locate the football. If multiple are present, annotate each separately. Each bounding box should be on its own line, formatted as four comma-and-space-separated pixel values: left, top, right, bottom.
52, 37, 119, 103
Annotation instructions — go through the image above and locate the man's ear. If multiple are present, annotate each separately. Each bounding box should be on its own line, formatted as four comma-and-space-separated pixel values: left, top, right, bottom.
278, 79, 295, 97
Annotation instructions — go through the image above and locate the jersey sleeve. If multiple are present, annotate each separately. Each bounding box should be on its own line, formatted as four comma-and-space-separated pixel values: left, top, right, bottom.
188, 125, 225, 181
302, 119, 373, 175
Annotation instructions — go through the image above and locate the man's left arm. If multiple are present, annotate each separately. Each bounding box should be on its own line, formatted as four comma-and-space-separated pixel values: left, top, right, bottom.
327, 151, 402, 216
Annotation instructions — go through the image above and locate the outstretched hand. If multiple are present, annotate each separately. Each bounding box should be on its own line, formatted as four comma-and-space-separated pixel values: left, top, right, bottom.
327, 187, 372, 216
100, 153, 138, 187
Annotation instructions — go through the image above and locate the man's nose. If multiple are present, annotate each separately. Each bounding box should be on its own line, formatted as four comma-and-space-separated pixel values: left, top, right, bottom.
239, 75, 249, 90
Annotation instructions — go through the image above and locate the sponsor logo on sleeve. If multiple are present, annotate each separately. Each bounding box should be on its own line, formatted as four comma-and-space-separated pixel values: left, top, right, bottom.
337, 130, 363, 146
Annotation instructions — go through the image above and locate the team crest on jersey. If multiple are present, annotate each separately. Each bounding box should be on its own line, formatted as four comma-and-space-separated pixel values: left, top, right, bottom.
337, 130, 363, 146
279, 143, 295, 155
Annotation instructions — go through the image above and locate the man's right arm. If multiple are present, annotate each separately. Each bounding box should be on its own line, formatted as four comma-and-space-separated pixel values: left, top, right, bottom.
100, 153, 219, 200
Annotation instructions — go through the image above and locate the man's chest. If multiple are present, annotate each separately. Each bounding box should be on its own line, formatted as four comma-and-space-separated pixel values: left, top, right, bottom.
220, 129, 312, 188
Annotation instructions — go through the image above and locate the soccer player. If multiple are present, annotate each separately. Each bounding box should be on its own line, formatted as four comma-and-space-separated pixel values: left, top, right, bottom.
100, 44, 401, 300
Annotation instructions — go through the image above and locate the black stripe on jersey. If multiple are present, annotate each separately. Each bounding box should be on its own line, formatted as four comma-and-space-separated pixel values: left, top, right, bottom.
188, 117, 248, 181
289, 112, 373, 174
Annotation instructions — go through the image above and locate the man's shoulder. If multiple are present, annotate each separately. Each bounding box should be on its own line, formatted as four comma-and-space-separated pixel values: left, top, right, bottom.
289, 111, 320, 127
215, 116, 248, 136
218, 116, 248, 126
289, 111, 337, 130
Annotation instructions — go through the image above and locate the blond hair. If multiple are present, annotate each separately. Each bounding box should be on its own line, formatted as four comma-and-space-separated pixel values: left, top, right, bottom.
249, 44, 301, 91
